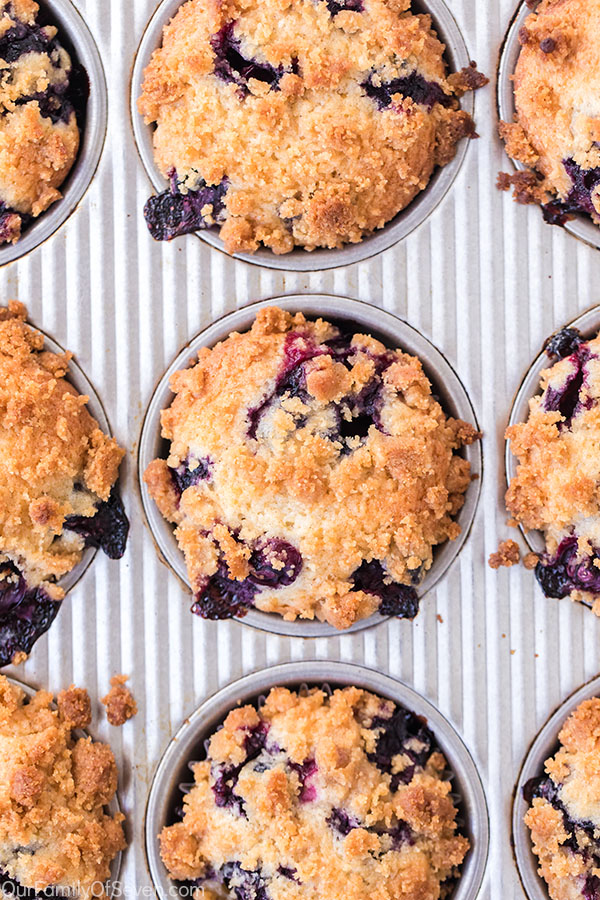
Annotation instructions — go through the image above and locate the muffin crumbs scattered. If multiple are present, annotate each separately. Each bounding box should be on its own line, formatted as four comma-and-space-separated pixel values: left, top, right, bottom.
102, 675, 138, 727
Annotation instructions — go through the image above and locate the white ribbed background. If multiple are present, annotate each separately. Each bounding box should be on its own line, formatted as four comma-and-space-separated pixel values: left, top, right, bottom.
2, 0, 599, 895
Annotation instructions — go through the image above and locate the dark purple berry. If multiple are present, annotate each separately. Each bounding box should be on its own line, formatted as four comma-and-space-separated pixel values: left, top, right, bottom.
249, 539, 302, 588
64, 489, 129, 560
0, 563, 61, 668
368, 705, 435, 788
535, 536, 600, 599
325, 0, 363, 13
192, 564, 258, 620
351, 559, 419, 619
542, 158, 600, 225
210, 22, 295, 94
170, 457, 212, 496
327, 808, 360, 835
544, 327, 583, 360
144, 173, 228, 242
542, 342, 593, 427
363, 70, 451, 111
0, 22, 52, 62
540, 37, 556, 53
288, 758, 317, 802
220, 863, 269, 900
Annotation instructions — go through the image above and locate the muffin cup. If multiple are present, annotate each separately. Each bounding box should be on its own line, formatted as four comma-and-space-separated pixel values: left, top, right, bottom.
138, 294, 482, 637
512, 672, 600, 900
144, 660, 489, 900
6, 674, 123, 894
505, 305, 600, 574
33, 325, 115, 596
0, 0, 108, 267
130, 0, 475, 271
497, 0, 600, 252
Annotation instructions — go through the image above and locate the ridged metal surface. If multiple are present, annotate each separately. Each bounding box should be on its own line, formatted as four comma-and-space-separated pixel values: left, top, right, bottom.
1, 0, 599, 896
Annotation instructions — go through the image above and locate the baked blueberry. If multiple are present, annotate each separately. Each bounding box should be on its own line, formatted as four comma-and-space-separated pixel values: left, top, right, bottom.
138, 0, 486, 255
144, 307, 479, 629
498, 0, 600, 228
0, 0, 82, 245
506, 331, 600, 613
524, 698, 600, 900
159, 686, 469, 897
0, 302, 128, 666
0, 676, 125, 895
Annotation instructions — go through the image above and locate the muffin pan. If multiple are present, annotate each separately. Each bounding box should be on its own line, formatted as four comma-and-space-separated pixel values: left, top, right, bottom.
145, 660, 489, 900
0, 0, 107, 266
130, 0, 476, 271
138, 293, 482, 637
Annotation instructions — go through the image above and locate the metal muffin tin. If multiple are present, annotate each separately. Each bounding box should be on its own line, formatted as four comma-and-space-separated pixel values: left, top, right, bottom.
505, 305, 600, 563
130, 0, 476, 271
497, 0, 600, 252
6, 674, 123, 894
138, 293, 482, 638
145, 660, 489, 900
34, 323, 116, 596
0, 0, 107, 267
512, 671, 600, 900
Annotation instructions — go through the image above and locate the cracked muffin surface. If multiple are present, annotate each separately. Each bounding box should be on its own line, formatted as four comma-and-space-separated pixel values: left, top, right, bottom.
524, 697, 600, 900
0, 676, 125, 899
144, 306, 478, 629
506, 327, 600, 612
0, 0, 81, 245
498, 0, 600, 226
138, 0, 485, 255
159, 685, 469, 900
0, 302, 128, 667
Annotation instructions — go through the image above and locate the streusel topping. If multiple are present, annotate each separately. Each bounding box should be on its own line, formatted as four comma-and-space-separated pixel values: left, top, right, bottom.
0, 676, 125, 898
144, 306, 478, 629
0, 302, 128, 666
0, 0, 80, 245
506, 328, 600, 612
139, 0, 485, 254
160, 686, 469, 900
524, 697, 600, 900
498, 0, 600, 227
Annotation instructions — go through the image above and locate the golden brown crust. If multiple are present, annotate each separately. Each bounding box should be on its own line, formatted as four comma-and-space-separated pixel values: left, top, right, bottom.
57, 685, 92, 730
144, 307, 477, 628
139, 0, 484, 254
0, 0, 79, 235
0, 303, 125, 591
159, 686, 469, 899
499, 0, 600, 218
101, 675, 138, 727
488, 539, 521, 569
0, 674, 125, 897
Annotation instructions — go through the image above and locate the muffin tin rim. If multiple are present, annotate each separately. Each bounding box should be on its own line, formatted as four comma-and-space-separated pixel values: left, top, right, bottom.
512, 671, 600, 900
504, 304, 600, 564
496, 0, 600, 252
137, 293, 483, 638
0, 0, 108, 267
4, 673, 123, 895
130, 0, 476, 271
144, 659, 490, 900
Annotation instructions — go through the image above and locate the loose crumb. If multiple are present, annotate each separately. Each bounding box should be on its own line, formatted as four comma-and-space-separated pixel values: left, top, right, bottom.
436, 613, 444, 624
57, 685, 92, 730
524, 551, 540, 570
488, 539, 521, 569
101, 675, 138, 727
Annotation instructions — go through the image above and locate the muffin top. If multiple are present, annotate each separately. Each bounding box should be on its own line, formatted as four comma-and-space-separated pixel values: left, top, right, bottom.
0, 0, 81, 245
0, 675, 125, 898
139, 0, 484, 255
160, 685, 469, 900
499, 0, 600, 226
144, 307, 478, 630
524, 697, 600, 900
0, 302, 128, 667
506, 328, 600, 612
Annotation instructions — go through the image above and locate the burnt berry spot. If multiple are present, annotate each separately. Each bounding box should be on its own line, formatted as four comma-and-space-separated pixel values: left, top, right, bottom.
351, 559, 419, 619
368, 705, 435, 789
540, 37, 556, 53
0, 562, 61, 667
535, 536, 600, 599
64, 488, 129, 560
544, 327, 583, 360
363, 70, 451, 111
144, 171, 228, 242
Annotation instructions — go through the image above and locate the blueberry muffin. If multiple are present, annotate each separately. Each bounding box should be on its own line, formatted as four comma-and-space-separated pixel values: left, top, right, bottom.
498, 0, 600, 227
0, 302, 128, 667
0, 675, 125, 898
524, 697, 600, 900
0, 0, 82, 245
160, 685, 469, 899
138, 0, 486, 255
144, 307, 479, 629
506, 327, 600, 611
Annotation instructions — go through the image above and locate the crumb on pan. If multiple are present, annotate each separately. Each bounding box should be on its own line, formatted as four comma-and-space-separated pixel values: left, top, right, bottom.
102, 675, 138, 726
57, 684, 92, 729
488, 539, 521, 569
